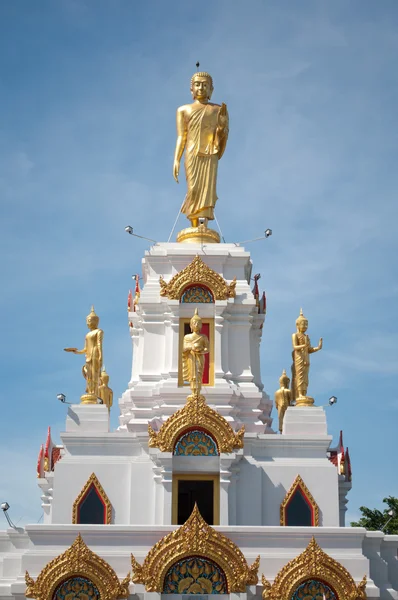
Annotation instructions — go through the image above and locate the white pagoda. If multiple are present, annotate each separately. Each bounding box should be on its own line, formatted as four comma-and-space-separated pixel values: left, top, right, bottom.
1, 70, 397, 600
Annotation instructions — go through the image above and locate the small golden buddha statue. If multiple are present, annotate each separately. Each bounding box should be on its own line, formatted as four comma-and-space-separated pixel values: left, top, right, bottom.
64, 306, 103, 404
99, 367, 113, 412
274, 369, 292, 433
291, 308, 323, 406
173, 71, 229, 234
182, 308, 209, 395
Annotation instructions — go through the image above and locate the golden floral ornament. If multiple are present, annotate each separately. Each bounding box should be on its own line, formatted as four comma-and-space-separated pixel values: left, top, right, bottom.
72, 472, 112, 524
159, 255, 236, 301
148, 392, 245, 453
280, 474, 319, 526
261, 537, 367, 600
131, 504, 259, 593
25, 533, 130, 600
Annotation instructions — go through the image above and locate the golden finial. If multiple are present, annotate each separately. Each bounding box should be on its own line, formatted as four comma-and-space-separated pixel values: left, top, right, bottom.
87, 305, 98, 320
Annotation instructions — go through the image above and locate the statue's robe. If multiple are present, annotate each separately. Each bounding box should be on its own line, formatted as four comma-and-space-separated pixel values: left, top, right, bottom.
291, 333, 310, 401
182, 103, 227, 221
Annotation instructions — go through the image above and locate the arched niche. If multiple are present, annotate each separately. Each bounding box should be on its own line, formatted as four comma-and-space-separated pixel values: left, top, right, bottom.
52, 576, 100, 600
180, 284, 214, 303
291, 578, 338, 599
174, 428, 219, 456
72, 473, 112, 524
280, 475, 319, 526
163, 555, 227, 594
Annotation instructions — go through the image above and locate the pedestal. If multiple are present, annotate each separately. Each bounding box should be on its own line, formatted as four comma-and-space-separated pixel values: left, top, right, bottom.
282, 406, 327, 435
65, 404, 110, 433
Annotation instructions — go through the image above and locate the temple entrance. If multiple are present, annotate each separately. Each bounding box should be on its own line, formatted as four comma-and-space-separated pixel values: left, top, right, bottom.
172, 474, 219, 525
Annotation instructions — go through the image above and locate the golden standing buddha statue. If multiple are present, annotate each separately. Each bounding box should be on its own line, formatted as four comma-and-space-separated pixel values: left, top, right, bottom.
182, 308, 210, 395
274, 369, 292, 433
291, 309, 323, 406
173, 71, 229, 242
64, 306, 103, 404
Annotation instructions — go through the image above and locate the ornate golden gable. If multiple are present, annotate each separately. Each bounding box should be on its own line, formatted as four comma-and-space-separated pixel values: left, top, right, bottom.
131, 504, 259, 593
25, 534, 130, 600
280, 474, 319, 526
159, 255, 236, 300
72, 472, 112, 524
261, 537, 367, 600
148, 393, 244, 453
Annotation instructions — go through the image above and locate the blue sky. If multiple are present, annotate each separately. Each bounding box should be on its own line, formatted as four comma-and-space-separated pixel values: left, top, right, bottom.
0, 0, 397, 526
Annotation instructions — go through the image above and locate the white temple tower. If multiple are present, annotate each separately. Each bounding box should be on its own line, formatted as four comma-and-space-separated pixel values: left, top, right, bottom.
1, 70, 398, 600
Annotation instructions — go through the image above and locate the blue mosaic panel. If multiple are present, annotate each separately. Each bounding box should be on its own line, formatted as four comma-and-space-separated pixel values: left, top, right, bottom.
163, 556, 227, 594
174, 430, 218, 456
291, 579, 337, 600
53, 577, 100, 600
181, 286, 214, 303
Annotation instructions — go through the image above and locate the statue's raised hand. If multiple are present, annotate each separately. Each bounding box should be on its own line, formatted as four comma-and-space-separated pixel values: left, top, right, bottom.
318, 338, 323, 350
218, 103, 228, 129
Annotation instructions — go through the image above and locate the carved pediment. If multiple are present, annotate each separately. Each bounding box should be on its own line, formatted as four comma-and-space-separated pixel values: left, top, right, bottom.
159, 255, 236, 300
148, 393, 244, 454
131, 504, 259, 593
262, 537, 367, 600
25, 534, 129, 600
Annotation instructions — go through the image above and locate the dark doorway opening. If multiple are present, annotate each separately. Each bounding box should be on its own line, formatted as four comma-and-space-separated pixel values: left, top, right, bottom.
285, 488, 313, 526
77, 485, 106, 524
177, 478, 214, 524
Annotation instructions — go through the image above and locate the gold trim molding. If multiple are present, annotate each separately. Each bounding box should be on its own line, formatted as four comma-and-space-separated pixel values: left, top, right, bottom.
148, 393, 245, 453
280, 474, 319, 526
261, 537, 367, 600
72, 473, 112, 524
159, 255, 236, 300
25, 534, 130, 600
131, 504, 259, 593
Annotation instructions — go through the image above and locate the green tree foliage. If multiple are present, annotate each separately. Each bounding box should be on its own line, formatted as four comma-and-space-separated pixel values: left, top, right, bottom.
351, 496, 398, 534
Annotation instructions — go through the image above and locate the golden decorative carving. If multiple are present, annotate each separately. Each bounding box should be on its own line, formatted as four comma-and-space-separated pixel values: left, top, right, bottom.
148, 392, 244, 453
280, 474, 319, 526
72, 473, 112, 524
25, 533, 130, 600
261, 537, 367, 600
159, 255, 236, 301
131, 504, 259, 593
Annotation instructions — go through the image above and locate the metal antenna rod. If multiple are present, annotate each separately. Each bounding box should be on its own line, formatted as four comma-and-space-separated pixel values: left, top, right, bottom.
213, 213, 226, 243
167, 199, 185, 242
